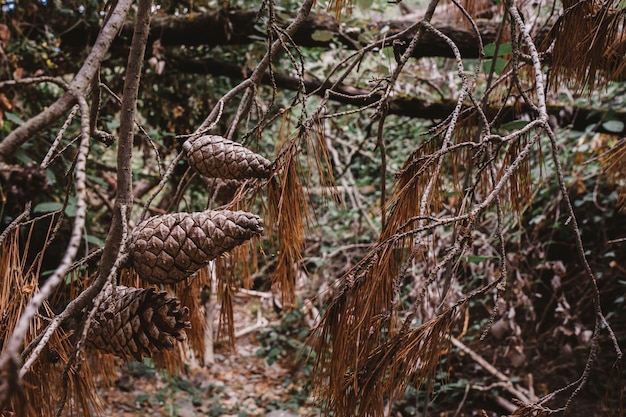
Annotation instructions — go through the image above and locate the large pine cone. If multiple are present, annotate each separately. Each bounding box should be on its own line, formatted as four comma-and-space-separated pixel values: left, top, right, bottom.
87, 286, 190, 361
183, 135, 272, 179
129, 210, 263, 284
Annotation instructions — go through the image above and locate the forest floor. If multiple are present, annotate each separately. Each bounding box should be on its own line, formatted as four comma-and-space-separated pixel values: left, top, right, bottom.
92, 291, 617, 417
92, 270, 620, 417
97, 293, 319, 417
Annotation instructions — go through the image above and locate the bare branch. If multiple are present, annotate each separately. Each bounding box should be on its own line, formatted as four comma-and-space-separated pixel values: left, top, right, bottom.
97, 0, 152, 285
451, 336, 534, 404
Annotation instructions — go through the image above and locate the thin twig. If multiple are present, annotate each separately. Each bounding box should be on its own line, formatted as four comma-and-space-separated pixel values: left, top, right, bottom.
451, 336, 533, 404
0, 202, 31, 247
140, 151, 184, 221
41, 105, 79, 168
0, 76, 69, 90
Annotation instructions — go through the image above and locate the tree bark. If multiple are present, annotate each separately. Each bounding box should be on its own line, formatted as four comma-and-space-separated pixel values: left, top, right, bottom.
97, 0, 152, 282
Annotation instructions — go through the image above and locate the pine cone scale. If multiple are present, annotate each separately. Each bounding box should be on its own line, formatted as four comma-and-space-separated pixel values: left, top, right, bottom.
129, 210, 263, 284
87, 286, 190, 361
183, 135, 272, 180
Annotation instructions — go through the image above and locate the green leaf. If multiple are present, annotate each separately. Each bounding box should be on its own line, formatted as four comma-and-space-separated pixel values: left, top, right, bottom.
500, 119, 530, 131
135, 394, 150, 403
482, 57, 508, 75
483, 42, 512, 58
357, 0, 374, 9
493, 57, 508, 74
33, 197, 77, 217
602, 120, 624, 133
462, 255, 498, 264
4, 112, 25, 125
64, 197, 77, 217
311, 30, 334, 42
34, 201, 64, 214
85, 234, 105, 248
14, 151, 34, 164
483, 43, 496, 57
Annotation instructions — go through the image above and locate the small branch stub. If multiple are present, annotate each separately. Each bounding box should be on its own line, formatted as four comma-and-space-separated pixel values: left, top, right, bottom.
86, 285, 190, 361
183, 135, 272, 179
129, 209, 264, 284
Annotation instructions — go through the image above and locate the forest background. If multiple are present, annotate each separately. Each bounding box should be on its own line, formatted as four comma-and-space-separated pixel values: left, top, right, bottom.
1, 0, 626, 416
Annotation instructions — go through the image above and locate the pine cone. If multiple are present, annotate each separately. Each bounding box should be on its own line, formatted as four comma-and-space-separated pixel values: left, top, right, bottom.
183, 135, 272, 179
129, 210, 263, 284
87, 286, 190, 361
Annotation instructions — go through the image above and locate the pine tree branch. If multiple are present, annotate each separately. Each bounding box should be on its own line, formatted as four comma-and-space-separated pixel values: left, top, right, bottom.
450, 336, 533, 404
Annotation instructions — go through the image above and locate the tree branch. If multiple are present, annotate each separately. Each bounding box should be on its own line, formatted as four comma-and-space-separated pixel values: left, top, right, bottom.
0, 0, 134, 163
98, 0, 152, 280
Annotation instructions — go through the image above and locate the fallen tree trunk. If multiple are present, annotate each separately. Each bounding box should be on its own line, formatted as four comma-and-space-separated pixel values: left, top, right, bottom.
61, 9, 520, 59
171, 56, 626, 134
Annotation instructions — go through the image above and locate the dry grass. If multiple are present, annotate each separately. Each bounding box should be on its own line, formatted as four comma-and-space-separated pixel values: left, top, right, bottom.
0, 229, 101, 417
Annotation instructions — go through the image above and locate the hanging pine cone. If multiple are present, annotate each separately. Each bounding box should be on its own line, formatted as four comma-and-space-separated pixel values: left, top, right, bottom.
129, 209, 263, 284
87, 286, 190, 361
183, 135, 272, 179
